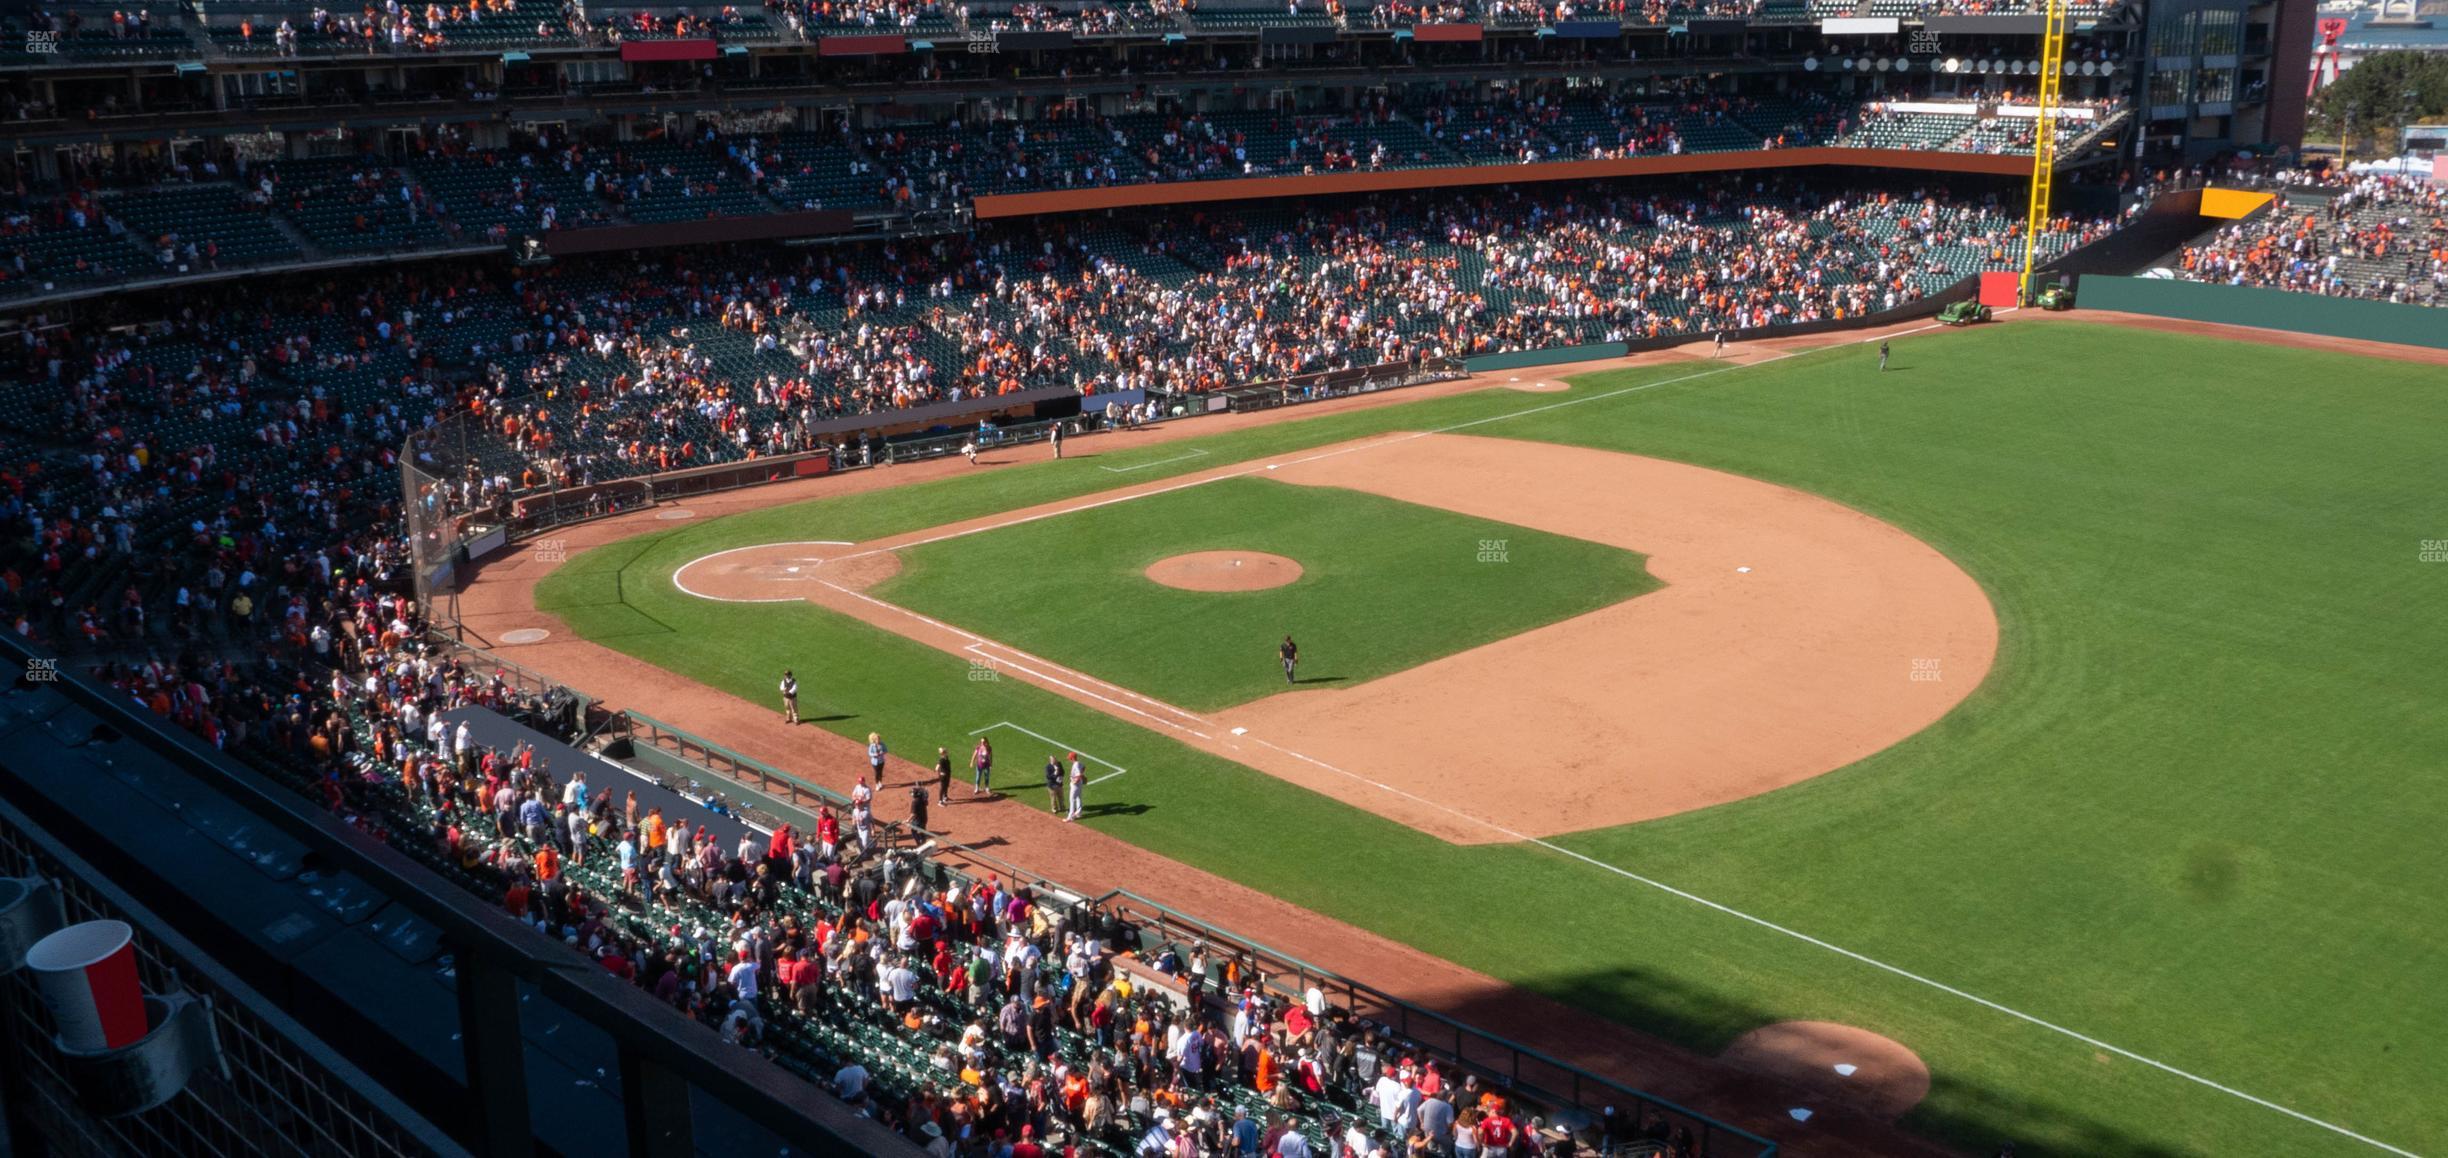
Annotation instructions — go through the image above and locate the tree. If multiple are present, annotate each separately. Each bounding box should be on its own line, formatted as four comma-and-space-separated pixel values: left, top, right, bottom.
2314, 50, 2448, 156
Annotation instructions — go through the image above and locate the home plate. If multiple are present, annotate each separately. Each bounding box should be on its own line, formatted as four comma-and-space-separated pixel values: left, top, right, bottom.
1833, 1064, 1858, 1077
1736, 566, 1752, 573
1231, 727, 1248, 736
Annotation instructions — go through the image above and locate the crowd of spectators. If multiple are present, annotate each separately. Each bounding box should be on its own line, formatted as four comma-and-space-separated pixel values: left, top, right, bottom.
6, 176, 2111, 1158
0, 133, 2344, 1158
777, 0, 955, 32
2175, 175, 2446, 306
0, 177, 2107, 655
11, 328, 1695, 1152
73, 549, 1703, 1155
977, 0, 1191, 33
0, 0, 2146, 72
2, 86, 2110, 302
216, 0, 574, 55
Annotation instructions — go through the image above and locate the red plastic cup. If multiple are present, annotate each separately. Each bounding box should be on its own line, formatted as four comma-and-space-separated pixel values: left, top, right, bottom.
26, 920, 147, 1051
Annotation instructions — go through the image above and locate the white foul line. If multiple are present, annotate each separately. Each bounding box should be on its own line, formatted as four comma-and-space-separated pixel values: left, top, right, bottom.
1245, 731, 2417, 1158
656, 319, 2421, 1152
810, 574, 1212, 739
660, 322, 2419, 1148
967, 639, 1208, 725
968, 721, 1129, 785
1100, 447, 1210, 473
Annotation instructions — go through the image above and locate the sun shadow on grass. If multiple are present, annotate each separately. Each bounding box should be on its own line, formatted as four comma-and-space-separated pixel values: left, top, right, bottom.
1405, 963, 2211, 1158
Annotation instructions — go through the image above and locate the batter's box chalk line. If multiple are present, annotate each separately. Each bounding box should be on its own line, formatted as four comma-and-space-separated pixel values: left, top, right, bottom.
969, 722, 1128, 785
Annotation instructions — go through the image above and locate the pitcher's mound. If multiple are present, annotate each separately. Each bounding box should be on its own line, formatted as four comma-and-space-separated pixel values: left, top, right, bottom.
1145, 551, 1303, 592
1719, 1021, 1930, 1120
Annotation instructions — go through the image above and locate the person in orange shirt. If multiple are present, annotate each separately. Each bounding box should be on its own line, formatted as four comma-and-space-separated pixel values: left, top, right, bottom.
1060, 1070, 1088, 1118
533, 843, 561, 883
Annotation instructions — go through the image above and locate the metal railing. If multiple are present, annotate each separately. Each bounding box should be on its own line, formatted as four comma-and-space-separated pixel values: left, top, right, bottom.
613, 709, 846, 819
387, 353, 1771, 1153
1092, 889, 1777, 1157
597, 708, 1775, 1157
606, 709, 1087, 901
0, 800, 465, 1158
0, 633, 914, 1158
420, 631, 593, 731
1202, 357, 1462, 413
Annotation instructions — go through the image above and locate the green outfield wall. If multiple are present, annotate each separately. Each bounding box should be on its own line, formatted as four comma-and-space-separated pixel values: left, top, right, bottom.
1461, 342, 1628, 372
2078, 276, 2448, 350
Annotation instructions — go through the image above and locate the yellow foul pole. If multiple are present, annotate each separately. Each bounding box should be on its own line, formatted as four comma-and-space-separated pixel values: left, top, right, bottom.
2018, 0, 2068, 303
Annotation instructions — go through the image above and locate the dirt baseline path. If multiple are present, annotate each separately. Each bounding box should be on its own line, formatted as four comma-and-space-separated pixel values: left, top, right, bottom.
679, 432, 1998, 844
442, 311, 2448, 1157
1222, 433, 1997, 840
449, 317, 2022, 1158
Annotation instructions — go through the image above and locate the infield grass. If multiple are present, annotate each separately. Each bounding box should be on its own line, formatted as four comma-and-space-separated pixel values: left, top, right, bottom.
871, 476, 1657, 711
538, 322, 2448, 1158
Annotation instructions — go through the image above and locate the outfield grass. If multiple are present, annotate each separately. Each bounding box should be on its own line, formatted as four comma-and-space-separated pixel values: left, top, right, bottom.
537, 323, 2448, 1157
872, 476, 1657, 711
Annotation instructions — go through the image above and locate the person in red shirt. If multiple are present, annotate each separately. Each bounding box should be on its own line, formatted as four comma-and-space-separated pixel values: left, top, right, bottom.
772, 949, 801, 1000
1476, 1110, 1518, 1157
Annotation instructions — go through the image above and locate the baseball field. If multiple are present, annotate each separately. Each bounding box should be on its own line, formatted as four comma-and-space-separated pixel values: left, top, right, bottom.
524, 319, 2448, 1157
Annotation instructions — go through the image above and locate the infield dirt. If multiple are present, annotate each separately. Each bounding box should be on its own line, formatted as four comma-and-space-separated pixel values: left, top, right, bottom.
674, 431, 1998, 843
452, 312, 2442, 1155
